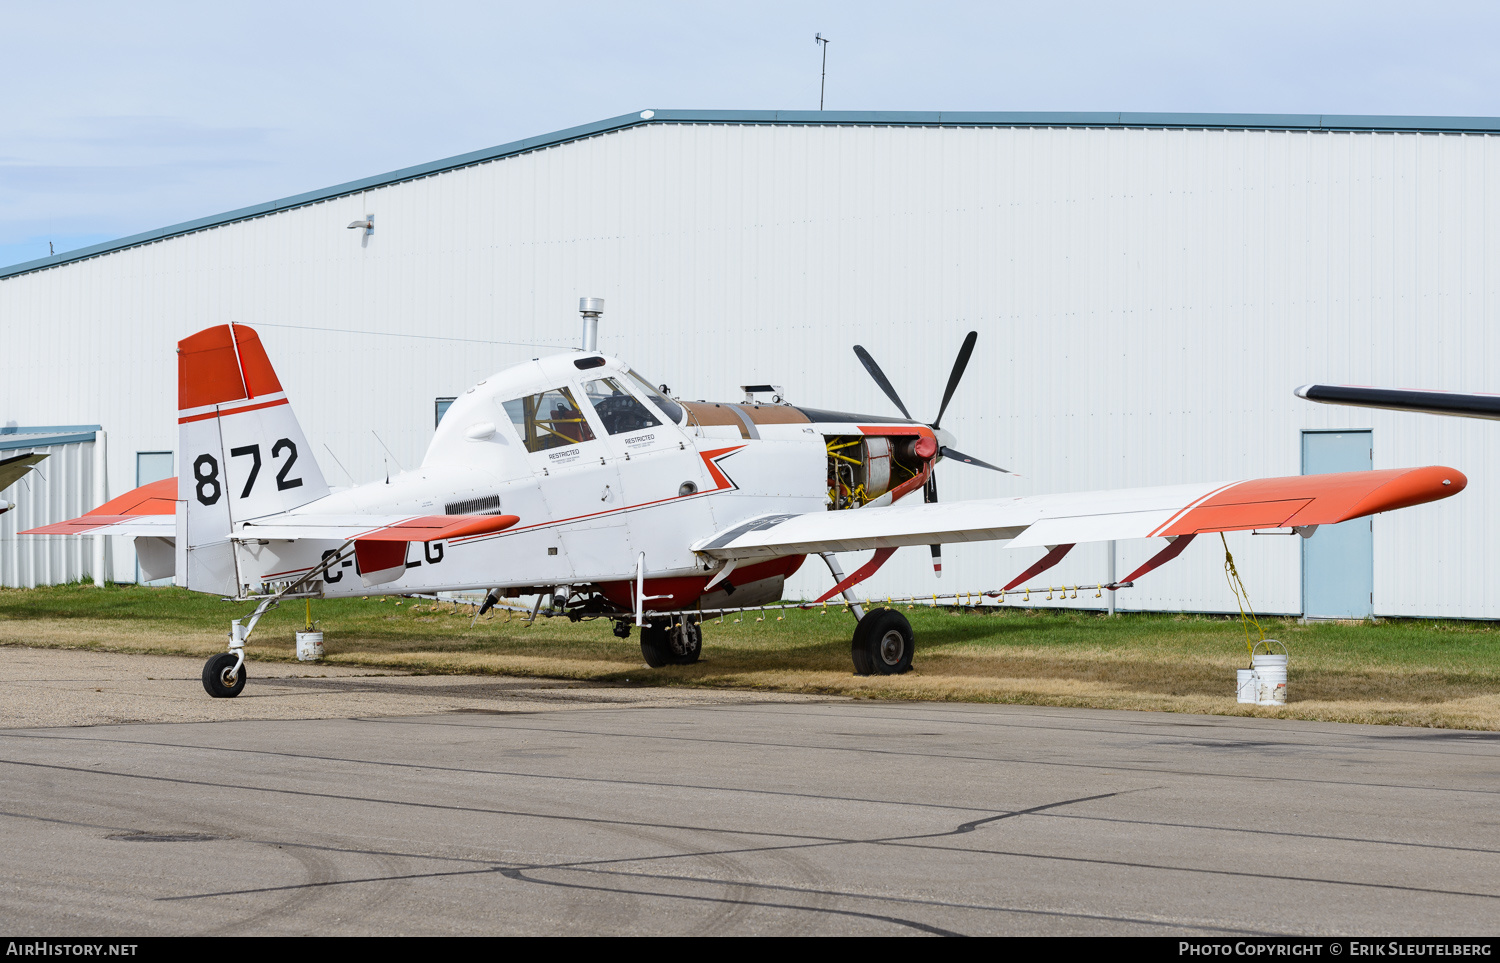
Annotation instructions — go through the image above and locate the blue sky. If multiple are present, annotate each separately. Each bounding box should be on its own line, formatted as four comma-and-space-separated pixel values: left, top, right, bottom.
6, 0, 1500, 269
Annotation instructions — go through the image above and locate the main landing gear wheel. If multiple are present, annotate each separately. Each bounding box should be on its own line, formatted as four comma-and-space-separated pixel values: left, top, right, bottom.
202, 653, 246, 698
851, 607, 914, 676
640, 619, 702, 667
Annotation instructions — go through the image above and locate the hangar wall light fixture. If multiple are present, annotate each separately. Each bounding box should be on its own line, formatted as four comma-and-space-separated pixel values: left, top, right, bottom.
346, 215, 374, 235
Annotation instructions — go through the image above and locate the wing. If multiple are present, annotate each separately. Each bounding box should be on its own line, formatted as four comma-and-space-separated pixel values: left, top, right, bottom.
0, 452, 48, 495
1296, 384, 1500, 420
692, 466, 1465, 560
21, 477, 177, 536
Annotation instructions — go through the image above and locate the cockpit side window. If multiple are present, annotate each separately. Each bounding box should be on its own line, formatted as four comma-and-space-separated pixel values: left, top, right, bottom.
502, 387, 597, 453
624, 369, 685, 425
581, 378, 662, 434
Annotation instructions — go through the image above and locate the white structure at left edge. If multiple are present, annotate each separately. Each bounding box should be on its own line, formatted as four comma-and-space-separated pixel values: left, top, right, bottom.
2, 108, 1497, 619
0, 426, 107, 587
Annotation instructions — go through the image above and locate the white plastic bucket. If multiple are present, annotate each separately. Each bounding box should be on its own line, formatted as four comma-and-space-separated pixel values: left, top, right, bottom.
1236, 668, 1258, 704
1251, 640, 1288, 706
296, 631, 325, 662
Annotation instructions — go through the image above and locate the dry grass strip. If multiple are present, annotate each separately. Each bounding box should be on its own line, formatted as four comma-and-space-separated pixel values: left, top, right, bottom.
3, 584, 1499, 729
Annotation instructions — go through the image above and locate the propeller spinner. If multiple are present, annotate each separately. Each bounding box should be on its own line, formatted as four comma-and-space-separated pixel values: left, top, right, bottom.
852, 331, 1015, 576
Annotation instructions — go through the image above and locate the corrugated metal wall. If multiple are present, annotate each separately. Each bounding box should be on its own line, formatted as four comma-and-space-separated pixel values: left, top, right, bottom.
1, 122, 1494, 615
0, 439, 99, 587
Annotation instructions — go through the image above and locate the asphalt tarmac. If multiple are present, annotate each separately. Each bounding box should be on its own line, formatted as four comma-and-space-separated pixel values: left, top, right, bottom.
1, 647, 1497, 936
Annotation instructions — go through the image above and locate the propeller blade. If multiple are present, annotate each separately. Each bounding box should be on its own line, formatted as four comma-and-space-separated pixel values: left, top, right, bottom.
853, 345, 913, 420
925, 473, 942, 576
932, 330, 977, 430
940, 446, 1013, 474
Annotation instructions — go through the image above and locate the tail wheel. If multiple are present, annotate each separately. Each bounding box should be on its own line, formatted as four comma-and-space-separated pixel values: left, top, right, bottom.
851, 607, 914, 676
202, 653, 247, 698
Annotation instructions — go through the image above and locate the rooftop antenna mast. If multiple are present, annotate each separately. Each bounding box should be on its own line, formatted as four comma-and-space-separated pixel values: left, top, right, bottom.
815, 33, 830, 110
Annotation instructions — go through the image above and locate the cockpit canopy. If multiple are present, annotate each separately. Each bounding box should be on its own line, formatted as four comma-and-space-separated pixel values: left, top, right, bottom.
500, 373, 678, 454
423, 353, 688, 472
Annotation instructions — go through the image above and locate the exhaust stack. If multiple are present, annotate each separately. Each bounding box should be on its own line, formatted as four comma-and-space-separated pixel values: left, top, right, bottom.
579, 297, 604, 351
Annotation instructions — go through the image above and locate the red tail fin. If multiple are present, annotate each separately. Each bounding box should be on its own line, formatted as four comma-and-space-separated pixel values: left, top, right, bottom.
179, 324, 283, 410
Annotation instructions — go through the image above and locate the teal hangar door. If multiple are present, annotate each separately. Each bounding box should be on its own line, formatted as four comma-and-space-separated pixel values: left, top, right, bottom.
135, 451, 174, 585
1301, 431, 1374, 619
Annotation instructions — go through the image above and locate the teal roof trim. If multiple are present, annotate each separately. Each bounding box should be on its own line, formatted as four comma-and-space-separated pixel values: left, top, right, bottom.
0, 424, 102, 434
0, 426, 100, 451
7, 108, 1500, 281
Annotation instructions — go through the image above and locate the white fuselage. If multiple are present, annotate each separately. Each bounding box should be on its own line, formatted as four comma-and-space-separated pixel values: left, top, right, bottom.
237, 351, 889, 603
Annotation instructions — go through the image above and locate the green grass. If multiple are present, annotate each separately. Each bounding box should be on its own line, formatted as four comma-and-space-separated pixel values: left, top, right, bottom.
3, 582, 1499, 728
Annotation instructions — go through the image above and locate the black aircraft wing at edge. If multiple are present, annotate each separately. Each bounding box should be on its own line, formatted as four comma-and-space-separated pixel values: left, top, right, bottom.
1295, 384, 1500, 421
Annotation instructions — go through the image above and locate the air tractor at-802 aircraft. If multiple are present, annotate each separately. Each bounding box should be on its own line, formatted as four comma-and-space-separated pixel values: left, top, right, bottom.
26, 300, 1467, 696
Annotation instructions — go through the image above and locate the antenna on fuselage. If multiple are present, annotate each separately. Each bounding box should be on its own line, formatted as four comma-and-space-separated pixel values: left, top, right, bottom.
579, 297, 604, 351
323, 444, 357, 486
371, 431, 404, 484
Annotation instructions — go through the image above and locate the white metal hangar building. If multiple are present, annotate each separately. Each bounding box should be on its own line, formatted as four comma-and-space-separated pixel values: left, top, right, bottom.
2, 108, 1497, 619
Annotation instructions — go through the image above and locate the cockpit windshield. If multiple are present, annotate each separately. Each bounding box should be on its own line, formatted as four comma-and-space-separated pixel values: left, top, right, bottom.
624, 369, 684, 425
581, 378, 661, 434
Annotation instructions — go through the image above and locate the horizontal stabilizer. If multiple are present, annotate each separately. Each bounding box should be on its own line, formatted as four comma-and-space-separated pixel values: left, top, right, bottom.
21, 478, 177, 537
235, 513, 519, 544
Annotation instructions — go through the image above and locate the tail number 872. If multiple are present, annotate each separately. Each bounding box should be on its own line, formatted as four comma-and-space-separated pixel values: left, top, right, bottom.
193, 440, 302, 506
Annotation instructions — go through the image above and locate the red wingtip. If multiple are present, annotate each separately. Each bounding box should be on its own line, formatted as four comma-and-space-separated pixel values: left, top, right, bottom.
1338, 466, 1466, 521
1158, 466, 1469, 536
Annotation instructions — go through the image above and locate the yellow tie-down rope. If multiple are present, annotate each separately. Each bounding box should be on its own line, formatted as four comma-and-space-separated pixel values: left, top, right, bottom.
1220, 532, 1266, 660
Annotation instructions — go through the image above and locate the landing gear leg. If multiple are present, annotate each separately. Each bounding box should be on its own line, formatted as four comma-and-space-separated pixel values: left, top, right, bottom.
819, 552, 866, 621
850, 607, 914, 676
203, 596, 279, 698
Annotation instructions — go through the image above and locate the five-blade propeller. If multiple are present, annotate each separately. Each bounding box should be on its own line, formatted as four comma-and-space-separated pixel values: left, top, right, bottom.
851, 331, 1015, 576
